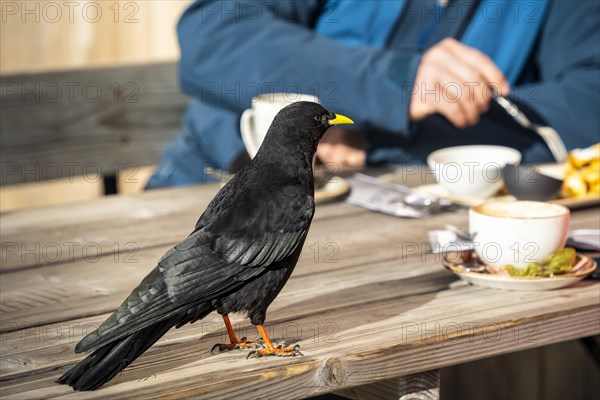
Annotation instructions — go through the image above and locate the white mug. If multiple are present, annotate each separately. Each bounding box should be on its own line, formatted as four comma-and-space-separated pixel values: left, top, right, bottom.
469, 200, 570, 270
240, 93, 320, 158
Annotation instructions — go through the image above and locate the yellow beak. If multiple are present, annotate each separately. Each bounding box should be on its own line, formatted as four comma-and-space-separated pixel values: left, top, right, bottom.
328, 114, 354, 125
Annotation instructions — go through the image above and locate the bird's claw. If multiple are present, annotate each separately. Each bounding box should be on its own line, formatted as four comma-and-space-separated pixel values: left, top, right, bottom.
210, 343, 233, 354
241, 337, 265, 347
211, 339, 263, 354
247, 344, 302, 359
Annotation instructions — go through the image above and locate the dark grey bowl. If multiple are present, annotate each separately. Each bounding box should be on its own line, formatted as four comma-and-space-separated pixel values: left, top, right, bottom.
503, 163, 563, 201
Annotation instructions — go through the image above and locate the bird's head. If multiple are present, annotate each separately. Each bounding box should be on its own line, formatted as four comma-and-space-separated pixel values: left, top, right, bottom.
266, 101, 354, 151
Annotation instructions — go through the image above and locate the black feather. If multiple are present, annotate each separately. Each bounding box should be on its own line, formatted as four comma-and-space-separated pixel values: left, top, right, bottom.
58, 102, 335, 390
58, 316, 176, 391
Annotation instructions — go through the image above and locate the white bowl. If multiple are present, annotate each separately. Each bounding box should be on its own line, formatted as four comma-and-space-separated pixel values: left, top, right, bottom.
427, 145, 522, 198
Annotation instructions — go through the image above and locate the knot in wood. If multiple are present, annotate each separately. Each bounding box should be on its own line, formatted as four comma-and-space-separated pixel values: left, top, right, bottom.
321, 357, 344, 387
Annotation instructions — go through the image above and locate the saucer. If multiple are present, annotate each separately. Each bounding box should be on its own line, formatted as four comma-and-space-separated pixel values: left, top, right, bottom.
442, 250, 596, 291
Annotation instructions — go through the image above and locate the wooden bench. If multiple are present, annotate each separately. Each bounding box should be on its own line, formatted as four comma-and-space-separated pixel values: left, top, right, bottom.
0, 62, 187, 212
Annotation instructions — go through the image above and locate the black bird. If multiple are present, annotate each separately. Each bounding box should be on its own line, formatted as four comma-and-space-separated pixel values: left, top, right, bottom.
57, 101, 354, 391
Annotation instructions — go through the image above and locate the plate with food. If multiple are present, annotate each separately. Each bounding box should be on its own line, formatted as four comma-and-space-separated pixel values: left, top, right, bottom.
442, 248, 597, 291
418, 143, 600, 209
540, 143, 600, 208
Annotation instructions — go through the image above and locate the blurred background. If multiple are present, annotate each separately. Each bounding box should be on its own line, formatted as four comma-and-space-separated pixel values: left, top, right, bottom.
1, 1, 189, 73
1, 0, 192, 212
1, 2, 599, 399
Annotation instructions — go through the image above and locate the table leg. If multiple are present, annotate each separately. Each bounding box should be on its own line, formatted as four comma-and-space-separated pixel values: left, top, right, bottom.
335, 369, 440, 400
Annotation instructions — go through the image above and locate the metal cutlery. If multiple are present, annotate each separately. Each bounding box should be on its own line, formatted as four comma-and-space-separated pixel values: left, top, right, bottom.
493, 93, 568, 163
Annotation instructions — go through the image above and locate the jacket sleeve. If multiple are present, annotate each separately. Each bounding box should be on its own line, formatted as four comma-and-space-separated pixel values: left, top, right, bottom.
510, 0, 600, 150
177, 0, 421, 135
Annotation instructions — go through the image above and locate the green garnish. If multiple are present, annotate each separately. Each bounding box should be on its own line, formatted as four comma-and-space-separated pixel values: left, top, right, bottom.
502, 248, 576, 277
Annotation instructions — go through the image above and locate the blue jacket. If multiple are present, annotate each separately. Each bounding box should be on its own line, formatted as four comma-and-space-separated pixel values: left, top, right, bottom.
147, 0, 599, 188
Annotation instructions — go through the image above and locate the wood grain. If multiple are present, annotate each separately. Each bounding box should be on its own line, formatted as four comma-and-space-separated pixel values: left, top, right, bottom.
0, 172, 599, 399
1, 283, 598, 399
1, 62, 187, 187
440, 339, 600, 400
0, 61, 189, 212
0, 1, 191, 74
0, 176, 103, 213
337, 370, 440, 400
0, 170, 453, 272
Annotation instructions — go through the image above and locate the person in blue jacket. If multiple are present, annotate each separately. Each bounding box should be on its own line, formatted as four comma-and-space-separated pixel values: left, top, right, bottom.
146, 0, 600, 189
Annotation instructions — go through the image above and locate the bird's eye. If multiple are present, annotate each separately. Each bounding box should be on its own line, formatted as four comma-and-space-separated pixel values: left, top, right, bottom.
314, 115, 322, 122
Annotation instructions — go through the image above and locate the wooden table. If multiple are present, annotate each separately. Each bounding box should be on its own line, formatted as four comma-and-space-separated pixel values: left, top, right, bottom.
1, 171, 599, 399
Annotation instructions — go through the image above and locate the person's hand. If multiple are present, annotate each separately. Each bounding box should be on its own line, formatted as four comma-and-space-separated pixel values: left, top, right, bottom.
410, 38, 510, 128
316, 127, 366, 169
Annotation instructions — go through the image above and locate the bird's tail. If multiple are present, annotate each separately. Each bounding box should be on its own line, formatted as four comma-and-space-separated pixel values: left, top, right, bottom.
56, 317, 175, 391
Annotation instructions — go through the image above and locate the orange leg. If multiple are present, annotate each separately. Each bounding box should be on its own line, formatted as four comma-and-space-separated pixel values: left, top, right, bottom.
247, 324, 302, 358
211, 314, 263, 353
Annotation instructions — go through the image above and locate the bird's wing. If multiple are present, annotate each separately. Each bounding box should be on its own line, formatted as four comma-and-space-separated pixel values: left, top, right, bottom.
160, 181, 315, 302
76, 239, 245, 353
77, 180, 314, 353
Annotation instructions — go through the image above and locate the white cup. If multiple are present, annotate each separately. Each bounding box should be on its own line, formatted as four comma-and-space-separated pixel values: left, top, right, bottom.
468, 201, 570, 270
427, 145, 522, 198
240, 93, 320, 158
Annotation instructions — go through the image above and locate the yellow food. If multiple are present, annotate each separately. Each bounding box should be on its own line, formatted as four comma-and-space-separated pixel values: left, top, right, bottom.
581, 161, 600, 184
562, 173, 587, 197
568, 143, 600, 168
562, 143, 600, 198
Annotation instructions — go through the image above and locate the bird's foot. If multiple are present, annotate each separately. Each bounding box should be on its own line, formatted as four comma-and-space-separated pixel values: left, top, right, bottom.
211, 337, 263, 353
247, 344, 302, 359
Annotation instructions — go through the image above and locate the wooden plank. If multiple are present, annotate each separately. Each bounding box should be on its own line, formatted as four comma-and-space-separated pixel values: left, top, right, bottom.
0, 184, 219, 236
398, 370, 440, 400
0, 1, 191, 74
0, 209, 469, 332
0, 176, 103, 213
1, 191, 597, 274
1, 183, 597, 337
0, 278, 598, 399
0, 184, 225, 272
439, 339, 600, 400
541, 339, 600, 399
0, 172, 475, 272
1, 62, 187, 186
1, 248, 598, 378
1, 170, 599, 399
337, 370, 440, 400
117, 165, 156, 195
0, 168, 432, 237
439, 346, 542, 399
0, 260, 455, 377
0, 187, 384, 272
